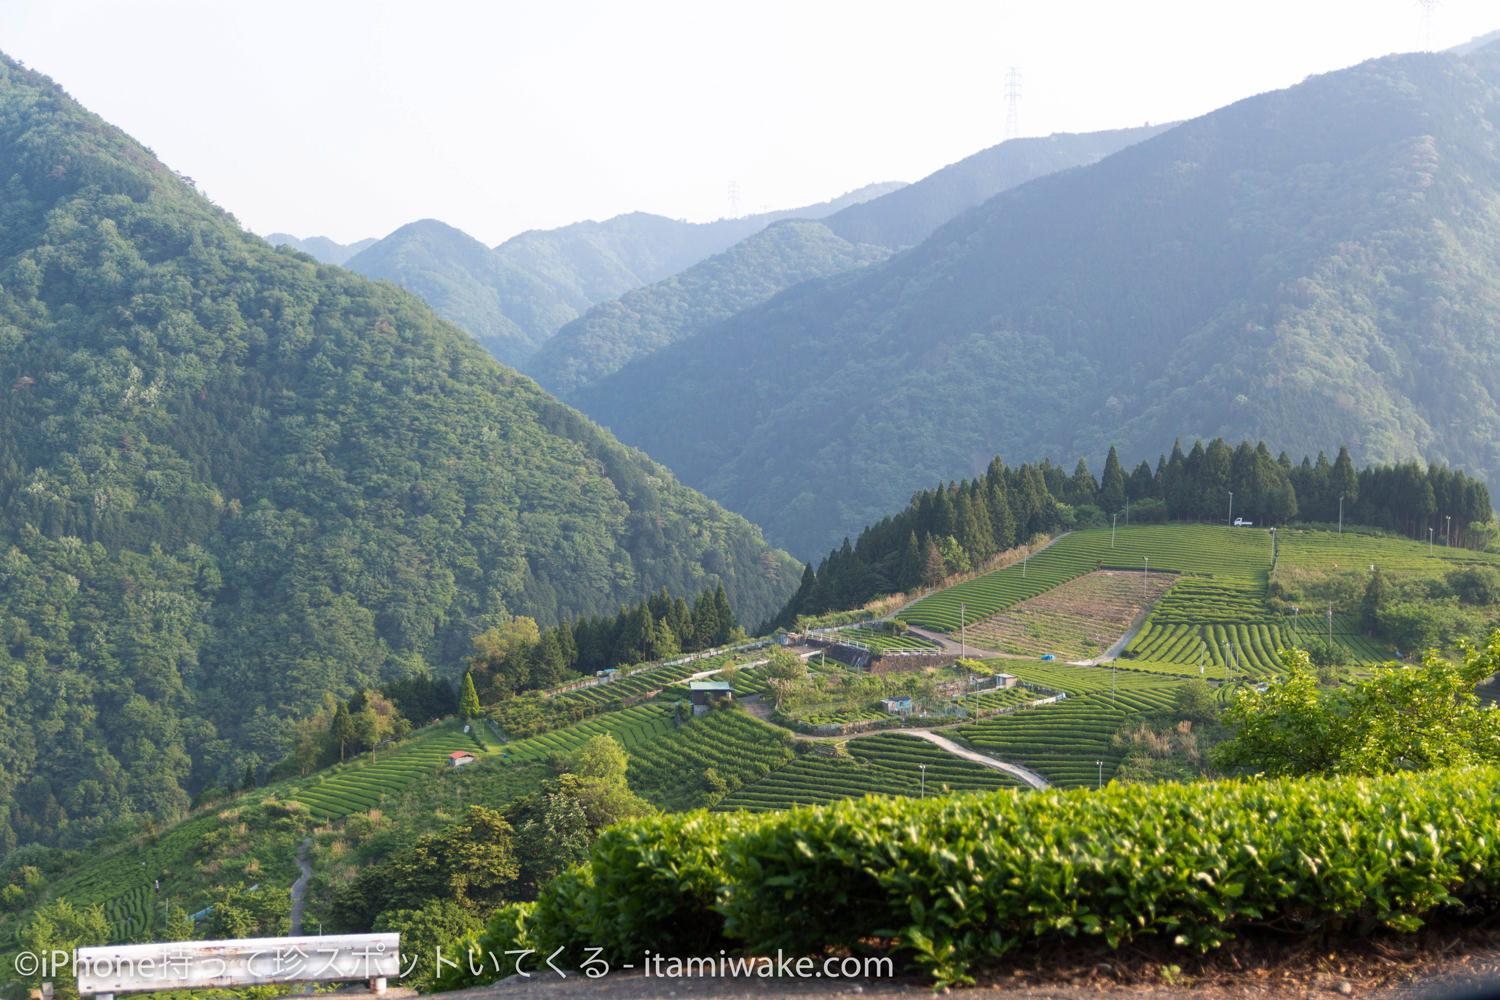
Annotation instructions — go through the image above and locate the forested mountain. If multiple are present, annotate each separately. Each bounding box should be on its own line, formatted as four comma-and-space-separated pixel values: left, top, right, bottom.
820, 124, 1174, 250
574, 44, 1500, 558
261, 233, 376, 266
527, 126, 1168, 398
342, 183, 903, 368
526, 220, 892, 398
0, 53, 799, 852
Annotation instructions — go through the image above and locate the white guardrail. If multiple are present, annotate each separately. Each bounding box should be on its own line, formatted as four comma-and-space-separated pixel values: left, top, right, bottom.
75, 933, 400, 999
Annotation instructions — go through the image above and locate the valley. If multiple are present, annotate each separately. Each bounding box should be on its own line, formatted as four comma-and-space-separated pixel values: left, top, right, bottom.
4, 18, 1500, 999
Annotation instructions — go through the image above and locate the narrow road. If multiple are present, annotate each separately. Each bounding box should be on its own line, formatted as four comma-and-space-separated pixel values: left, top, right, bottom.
288, 837, 312, 935
887, 729, 1050, 789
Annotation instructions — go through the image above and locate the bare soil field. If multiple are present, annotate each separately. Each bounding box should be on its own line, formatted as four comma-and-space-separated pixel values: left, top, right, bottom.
966, 570, 1174, 660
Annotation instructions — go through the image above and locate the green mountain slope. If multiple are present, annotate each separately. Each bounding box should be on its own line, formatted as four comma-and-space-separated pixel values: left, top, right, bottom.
574, 46, 1500, 558
821, 124, 1175, 250
527, 127, 1168, 398
526, 220, 892, 398
0, 53, 798, 852
343, 184, 903, 368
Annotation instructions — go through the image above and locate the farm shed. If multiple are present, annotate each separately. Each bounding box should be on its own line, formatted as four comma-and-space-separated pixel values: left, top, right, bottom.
880, 696, 912, 713
448, 750, 477, 767
688, 680, 734, 716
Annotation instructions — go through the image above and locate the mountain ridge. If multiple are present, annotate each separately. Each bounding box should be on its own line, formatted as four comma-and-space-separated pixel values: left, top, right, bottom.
339, 182, 904, 367
528, 125, 1171, 398
0, 51, 798, 850
571, 48, 1500, 558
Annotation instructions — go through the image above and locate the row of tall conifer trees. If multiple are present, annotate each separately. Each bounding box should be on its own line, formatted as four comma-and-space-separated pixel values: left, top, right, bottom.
771, 438, 1492, 628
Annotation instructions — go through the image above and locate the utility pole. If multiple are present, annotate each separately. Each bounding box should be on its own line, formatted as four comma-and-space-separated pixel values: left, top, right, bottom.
1143, 555, 1148, 592
1227, 490, 1233, 527
1112, 514, 1117, 547
1004, 67, 1023, 140
1339, 495, 1344, 535
960, 601, 966, 660
919, 763, 927, 799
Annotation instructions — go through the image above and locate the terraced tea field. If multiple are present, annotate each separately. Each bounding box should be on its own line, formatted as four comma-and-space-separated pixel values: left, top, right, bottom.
502, 704, 677, 762
292, 724, 489, 821
716, 732, 1026, 811
965, 570, 1172, 659
549, 657, 712, 708
1126, 572, 1392, 677
626, 707, 795, 810
947, 661, 1196, 788
822, 626, 943, 654
952, 685, 1055, 714
898, 525, 1271, 631
1275, 526, 1500, 579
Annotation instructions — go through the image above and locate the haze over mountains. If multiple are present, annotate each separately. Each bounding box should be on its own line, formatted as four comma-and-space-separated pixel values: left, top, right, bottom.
0, 54, 797, 848
528, 126, 1171, 399
273, 183, 903, 369
571, 43, 1500, 558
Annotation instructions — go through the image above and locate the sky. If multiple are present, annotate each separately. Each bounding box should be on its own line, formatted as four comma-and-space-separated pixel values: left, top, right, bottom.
3, 0, 1497, 248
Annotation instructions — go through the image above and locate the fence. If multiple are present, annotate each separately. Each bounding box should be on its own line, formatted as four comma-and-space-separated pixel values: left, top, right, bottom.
74, 933, 400, 1000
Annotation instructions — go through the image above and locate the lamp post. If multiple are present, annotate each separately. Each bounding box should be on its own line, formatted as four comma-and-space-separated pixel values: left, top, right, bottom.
1429, 526, 1434, 555
1338, 495, 1344, 535
960, 601, 966, 660
1445, 514, 1452, 547
1143, 555, 1148, 592
1227, 491, 1233, 527
1112, 513, 1117, 547
918, 764, 927, 799
1096, 760, 1104, 790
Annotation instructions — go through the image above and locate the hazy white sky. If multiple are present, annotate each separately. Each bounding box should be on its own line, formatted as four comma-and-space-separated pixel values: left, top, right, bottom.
3, 0, 1496, 246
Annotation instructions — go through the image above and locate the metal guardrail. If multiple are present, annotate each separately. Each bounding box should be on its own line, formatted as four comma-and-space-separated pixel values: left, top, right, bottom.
75, 933, 400, 999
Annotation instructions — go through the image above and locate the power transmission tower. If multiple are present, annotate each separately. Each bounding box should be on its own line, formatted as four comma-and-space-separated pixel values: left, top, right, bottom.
727, 180, 740, 219
1004, 67, 1022, 141
1417, 0, 1440, 50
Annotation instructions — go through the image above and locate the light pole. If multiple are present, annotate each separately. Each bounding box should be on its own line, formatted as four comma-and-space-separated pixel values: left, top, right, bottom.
1096, 760, 1104, 790
1445, 514, 1452, 547
960, 601, 966, 660
1227, 491, 1233, 527
1112, 513, 1117, 547
1111, 658, 1116, 706
1143, 555, 1148, 592
1429, 526, 1434, 555
918, 764, 927, 799
1338, 495, 1344, 535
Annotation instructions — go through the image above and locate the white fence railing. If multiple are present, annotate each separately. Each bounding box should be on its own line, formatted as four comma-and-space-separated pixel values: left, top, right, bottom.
75, 933, 400, 999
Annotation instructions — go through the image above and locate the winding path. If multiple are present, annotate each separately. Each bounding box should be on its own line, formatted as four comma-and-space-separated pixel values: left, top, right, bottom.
887, 728, 1050, 790
289, 837, 312, 935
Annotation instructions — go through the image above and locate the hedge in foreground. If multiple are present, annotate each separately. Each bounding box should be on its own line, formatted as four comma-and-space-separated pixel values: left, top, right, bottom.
436, 766, 1500, 988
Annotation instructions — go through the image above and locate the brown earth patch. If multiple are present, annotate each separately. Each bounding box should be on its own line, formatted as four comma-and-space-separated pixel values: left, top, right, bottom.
966, 570, 1175, 660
